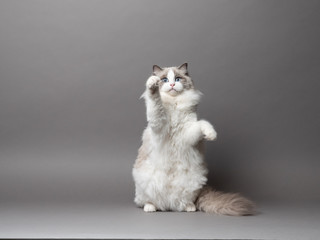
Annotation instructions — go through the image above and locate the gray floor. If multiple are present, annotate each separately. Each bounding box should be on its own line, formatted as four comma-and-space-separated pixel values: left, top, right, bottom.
0, 201, 319, 239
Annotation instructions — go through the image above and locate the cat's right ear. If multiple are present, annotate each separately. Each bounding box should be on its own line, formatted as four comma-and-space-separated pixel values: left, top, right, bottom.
153, 65, 163, 75
178, 63, 188, 75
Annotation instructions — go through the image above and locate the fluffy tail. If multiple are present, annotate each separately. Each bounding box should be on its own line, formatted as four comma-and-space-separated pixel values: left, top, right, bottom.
196, 186, 255, 216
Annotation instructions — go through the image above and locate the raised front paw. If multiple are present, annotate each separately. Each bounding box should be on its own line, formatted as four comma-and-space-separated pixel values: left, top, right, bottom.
200, 120, 217, 141
146, 76, 160, 90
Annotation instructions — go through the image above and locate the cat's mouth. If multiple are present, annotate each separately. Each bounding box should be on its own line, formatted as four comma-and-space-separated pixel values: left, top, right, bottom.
167, 88, 181, 96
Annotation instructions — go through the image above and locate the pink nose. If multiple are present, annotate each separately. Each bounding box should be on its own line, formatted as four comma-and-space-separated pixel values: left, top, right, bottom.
170, 83, 175, 87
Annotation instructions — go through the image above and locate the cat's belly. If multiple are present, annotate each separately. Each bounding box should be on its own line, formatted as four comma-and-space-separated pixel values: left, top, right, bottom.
133, 148, 208, 211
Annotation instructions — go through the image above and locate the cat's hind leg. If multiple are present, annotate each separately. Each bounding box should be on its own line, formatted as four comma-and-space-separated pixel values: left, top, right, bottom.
133, 184, 147, 208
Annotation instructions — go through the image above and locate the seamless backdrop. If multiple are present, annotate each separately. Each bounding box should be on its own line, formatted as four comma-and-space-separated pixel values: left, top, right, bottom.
0, 0, 319, 205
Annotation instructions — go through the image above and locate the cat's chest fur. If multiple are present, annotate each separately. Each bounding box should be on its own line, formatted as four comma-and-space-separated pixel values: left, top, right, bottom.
164, 105, 189, 136
156, 103, 196, 151
146, 106, 205, 189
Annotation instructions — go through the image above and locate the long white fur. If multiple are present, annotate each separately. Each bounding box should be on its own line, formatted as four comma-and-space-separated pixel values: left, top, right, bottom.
133, 68, 216, 212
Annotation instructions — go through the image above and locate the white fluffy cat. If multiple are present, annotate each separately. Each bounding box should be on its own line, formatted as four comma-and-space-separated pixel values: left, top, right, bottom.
132, 63, 255, 215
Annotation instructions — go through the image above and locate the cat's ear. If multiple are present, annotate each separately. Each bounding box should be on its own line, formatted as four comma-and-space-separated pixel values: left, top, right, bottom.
153, 65, 163, 75
178, 63, 188, 75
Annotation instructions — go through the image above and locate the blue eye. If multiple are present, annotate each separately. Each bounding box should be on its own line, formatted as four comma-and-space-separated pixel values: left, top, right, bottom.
162, 78, 168, 82
175, 77, 181, 82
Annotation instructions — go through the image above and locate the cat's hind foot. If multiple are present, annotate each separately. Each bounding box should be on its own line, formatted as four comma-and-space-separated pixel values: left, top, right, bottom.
144, 203, 157, 212
185, 203, 196, 212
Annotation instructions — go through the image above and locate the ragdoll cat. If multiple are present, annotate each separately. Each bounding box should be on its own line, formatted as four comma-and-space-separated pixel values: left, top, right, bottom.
132, 63, 255, 215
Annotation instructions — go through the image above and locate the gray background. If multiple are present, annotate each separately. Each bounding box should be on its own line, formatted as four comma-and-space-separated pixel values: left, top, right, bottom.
1, 0, 320, 207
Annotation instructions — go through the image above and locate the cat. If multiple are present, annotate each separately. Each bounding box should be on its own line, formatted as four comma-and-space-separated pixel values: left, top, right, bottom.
132, 63, 255, 215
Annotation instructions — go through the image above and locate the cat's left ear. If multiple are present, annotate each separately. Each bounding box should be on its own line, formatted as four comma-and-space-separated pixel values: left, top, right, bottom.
178, 63, 188, 75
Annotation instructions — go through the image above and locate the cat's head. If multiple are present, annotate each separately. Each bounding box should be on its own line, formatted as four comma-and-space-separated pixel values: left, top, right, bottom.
153, 63, 194, 96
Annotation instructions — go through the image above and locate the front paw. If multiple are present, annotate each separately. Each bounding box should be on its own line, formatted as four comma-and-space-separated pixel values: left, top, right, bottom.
200, 121, 217, 141
204, 129, 217, 141
146, 76, 160, 90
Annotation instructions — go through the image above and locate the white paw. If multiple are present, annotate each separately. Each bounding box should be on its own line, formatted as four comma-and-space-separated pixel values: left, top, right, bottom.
144, 203, 156, 212
185, 203, 196, 212
200, 121, 217, 141
203, 128, 217, 141
146, 76, 160, 90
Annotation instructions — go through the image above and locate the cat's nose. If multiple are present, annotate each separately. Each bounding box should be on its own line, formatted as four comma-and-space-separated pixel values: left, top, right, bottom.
170, 83, 175, 87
